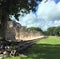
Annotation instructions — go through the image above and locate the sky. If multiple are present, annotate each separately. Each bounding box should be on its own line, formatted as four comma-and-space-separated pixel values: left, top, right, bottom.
11, 0, 60, 31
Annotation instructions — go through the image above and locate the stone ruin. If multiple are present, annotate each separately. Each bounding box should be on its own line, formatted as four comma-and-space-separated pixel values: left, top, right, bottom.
6, 21, 43, 41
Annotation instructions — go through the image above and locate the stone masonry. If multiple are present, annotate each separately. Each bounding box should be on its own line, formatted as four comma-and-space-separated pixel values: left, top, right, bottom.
6, 21, 43, 41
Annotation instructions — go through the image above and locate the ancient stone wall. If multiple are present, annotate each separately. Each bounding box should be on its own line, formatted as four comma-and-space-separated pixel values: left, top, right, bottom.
6, 21, 43, 41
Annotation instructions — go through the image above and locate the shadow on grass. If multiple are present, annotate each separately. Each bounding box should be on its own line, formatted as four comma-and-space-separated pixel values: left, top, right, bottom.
3, 41, 60, 59
24, 44, 60, 59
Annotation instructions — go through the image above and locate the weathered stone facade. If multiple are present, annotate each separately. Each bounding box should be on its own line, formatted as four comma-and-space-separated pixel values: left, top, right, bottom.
6, 21, 43, 41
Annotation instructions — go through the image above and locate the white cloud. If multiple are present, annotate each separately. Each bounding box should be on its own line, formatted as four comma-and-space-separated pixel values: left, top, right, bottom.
19, 0, 60, 31
37, 0, 60, 20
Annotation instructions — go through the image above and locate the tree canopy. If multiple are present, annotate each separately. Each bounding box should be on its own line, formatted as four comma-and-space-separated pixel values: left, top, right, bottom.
0, 0, 42, 20
44, 26, 60, 36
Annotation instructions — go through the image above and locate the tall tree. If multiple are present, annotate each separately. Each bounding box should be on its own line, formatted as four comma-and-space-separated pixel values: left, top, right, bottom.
0, 0, 42, 40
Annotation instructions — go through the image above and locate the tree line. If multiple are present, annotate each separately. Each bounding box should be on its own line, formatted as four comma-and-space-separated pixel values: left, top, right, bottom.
43, 26, 60, 36
26, 26, 60, 36
27, 27, 42, 32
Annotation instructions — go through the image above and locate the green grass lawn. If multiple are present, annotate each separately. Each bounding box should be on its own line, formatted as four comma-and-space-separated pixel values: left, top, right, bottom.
4, 36, 60, 59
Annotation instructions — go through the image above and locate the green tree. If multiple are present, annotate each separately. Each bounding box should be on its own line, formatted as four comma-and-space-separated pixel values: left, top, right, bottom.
54, 27, 60, 36
0, 0, 42, 40
27, 27, 42, 32
44, 26, 60, 36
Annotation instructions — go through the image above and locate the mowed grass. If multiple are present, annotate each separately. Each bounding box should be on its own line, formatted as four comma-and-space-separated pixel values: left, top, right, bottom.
4, 36, 60, 59
37, 36, 60, 44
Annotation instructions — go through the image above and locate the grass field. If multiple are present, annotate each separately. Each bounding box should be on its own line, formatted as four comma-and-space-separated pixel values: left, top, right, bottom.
4, 36, 60, 59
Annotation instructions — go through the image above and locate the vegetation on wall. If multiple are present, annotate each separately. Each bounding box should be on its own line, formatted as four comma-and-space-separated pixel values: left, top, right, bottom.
27, 27, 43, 32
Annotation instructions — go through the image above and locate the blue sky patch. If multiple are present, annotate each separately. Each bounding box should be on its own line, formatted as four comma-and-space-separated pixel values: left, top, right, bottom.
54, 0, 60, 3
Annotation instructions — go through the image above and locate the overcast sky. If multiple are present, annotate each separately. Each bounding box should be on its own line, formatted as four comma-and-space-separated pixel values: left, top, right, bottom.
11, 0, 60, 31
